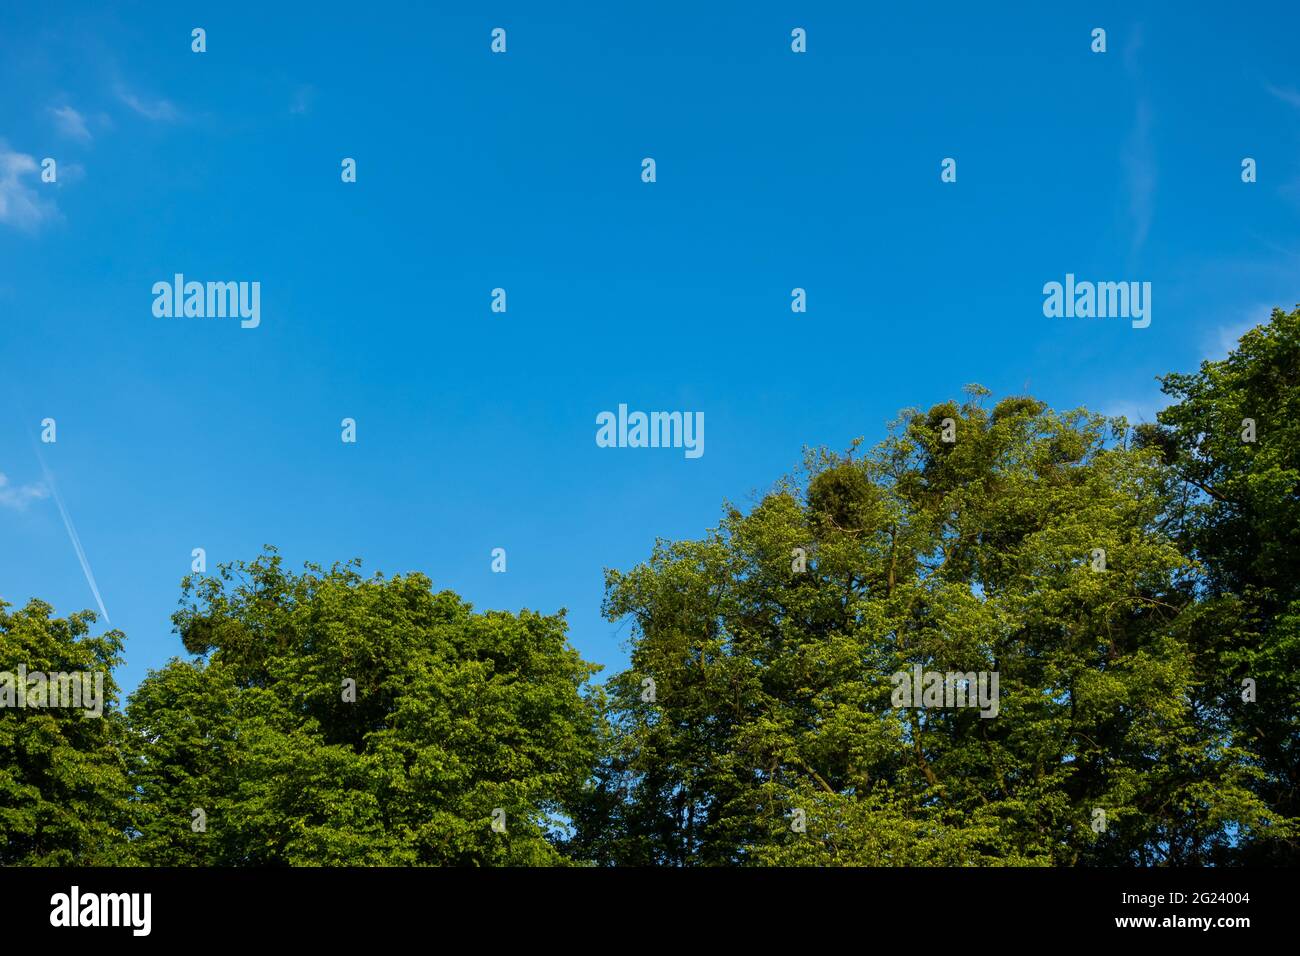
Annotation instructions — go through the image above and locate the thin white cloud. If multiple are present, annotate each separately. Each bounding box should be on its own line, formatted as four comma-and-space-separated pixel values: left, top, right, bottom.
290, 85, 315, 115
1122, 99, 1155, 257
1123, 24, 1145, 75
1102, 307, 1274, 430
0, 142, 58, 230
35, 455, 111, 626
50, 105, 91, 141
115, 84, 179, 122
0, 472, 49, 510
1101, 395, 1167, 427
1120, 28, 1154, 259
1264, 82, 1300, 109
1207, 304, 1273, 359
55, 162, 86, 186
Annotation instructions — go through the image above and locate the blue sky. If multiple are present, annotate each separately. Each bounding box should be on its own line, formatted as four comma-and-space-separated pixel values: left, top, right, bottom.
2, 1, 1298, 694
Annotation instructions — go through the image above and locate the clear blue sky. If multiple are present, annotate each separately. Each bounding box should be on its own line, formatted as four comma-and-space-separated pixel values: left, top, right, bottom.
2, 2, 1298, 694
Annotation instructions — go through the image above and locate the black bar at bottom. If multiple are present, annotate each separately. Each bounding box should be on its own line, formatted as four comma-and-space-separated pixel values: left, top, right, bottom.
0, 866, 1281, 942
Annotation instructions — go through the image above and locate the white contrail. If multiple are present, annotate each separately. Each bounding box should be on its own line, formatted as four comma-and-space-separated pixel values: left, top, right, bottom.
35, 453, 111, 626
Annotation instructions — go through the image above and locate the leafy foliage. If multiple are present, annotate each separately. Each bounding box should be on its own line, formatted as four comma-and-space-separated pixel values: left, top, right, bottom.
579, 376, 1293, 864
0, 600, 135, 865
4, 309, 1298, 866
1140, 305, 1300, 863
128, 551, 604, 865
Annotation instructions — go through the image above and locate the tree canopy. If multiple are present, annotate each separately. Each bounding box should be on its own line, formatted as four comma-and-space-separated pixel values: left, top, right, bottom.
0, 599, 134, 865
127, 552, 605, 865
2, 307, 1296, 866
577, 381, 1290, 865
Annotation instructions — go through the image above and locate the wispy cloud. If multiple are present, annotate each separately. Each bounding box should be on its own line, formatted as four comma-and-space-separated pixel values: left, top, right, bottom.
1100, 394, 1167, 427
1264, 82, 1300, 109
0, 472, 49, 510
1121, 28, 1154, 259
1101, 307, 1273, 428
0, 142, 58, 230
115, 84, 179, 122
1122, 98, 1155, 257
290, 85, 315, 115
1207, 304, 1273, 360
55, 162, 86, 186
1123, 23, 1146, 75
35, 455, 110, 626
50, 105, 91, 141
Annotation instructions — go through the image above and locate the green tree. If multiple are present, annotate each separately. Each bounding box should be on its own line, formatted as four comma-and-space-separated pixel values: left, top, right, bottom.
0, 600, 135, 865
1140, 305, 1300, 863
129, 548, 605, 865
578, 390, 1283, 865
